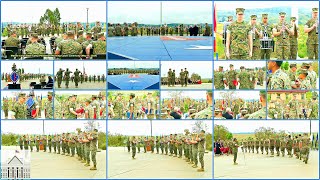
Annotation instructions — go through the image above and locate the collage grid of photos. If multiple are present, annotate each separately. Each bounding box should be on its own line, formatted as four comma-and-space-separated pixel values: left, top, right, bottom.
213, 0, 319, 179
0, 0, 318, 180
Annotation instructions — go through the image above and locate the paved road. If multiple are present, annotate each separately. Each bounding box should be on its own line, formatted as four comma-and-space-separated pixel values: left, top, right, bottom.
214, 149, 319, 178
108, 147, 212, 179
55, 81, 106, 89
2, 146, 106, 178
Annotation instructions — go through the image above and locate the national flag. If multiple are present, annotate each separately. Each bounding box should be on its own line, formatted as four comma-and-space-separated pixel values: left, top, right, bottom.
213, 3, 217, 52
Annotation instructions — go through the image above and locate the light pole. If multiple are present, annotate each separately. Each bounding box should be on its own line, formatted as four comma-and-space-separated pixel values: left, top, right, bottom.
86, 8, 89, 30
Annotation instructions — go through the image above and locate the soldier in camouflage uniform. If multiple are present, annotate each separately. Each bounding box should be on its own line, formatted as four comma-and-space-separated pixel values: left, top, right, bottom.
25, 33, 45, 56
246, 91, 267, 119
267, 61, 291, 89
66, 94, 79, 119
5, 30, 20, 47
44, 92, 53, 119
86, 33, 106, 57
260, 14, 273, 60
74, 69, 81, 88
55, 31, 82, 57
287, 94, 299, 119
309, 92, 318, 119
84, 99, 94, 119
91, 21, 102, 40
64, 68, 72, 88
302, 62, 317, 89
179, 69, 185, 87
91, 95, 101, 119
238, 66, 251, 89
300, 133, 310, 164
286, 135, 293, 158
12, 93, 27, 119
193, 90, 212, 119
272, 12, 293, 60
76, 30, 86, 44
112, 93, 124, 119
304, 8, 318, 60
184, 68, 189, 87
226, 8, 252, 59
296, 69, 311, 89
289, 17, 298, 60
214, 66, 226, 89
287, 63, 297, 88
250, 15, 262, 60
226, 64, 238, 89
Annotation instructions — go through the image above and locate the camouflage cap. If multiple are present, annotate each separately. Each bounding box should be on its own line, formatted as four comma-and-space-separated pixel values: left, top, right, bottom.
312, 8, 318, 12
47, 92, 53, 96
97, 32, 104, 39
92, 95, 97, 98
214, 108, 223, 112
85, 99, 91, 103
78, 30, 84, 35
219, 66, 223, 69
147, 92, 152, 95
29, 92, 35, 96
229, 64, 234, 67
130, 93, 135, 98
86, 31, 93, 36
290, 63, 297, 68
228, 16, 233, 19
240, 66, 245, 69
236, 8, 245, 14
279, 12, 286, 16
96, 21, 100, 23
31, 33, 39, 38
312, 91, 318, 99
117, 93, 123, 96
290, 17, 296, 21
301, 62, 310, 67
250, 15, 257, 19
18, 93, 26, 98
11, 30, 17, 35
297, 68, 308, 75
262, 14, 268, 18
67, 30, 75, 36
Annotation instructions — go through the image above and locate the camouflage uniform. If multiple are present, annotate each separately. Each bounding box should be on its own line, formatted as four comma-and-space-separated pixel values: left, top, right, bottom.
56, 39, 82, 55
289, 17, 298, 60
305, 10, 318, 60
44, 98, 53, 119
214, 69, 226, 89
12, 102, 27, 119
226, 67, 238, 89
5, 36, 20, 47
273, 13, 292, 60
268, 69, 291, 89
25, 42, 45, 55
92, 39, 106, 55
227, 20, 251, 59
238, 68, 251, 89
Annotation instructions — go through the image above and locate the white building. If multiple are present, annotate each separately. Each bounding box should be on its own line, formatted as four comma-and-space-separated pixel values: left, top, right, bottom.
1, 155, 30, 179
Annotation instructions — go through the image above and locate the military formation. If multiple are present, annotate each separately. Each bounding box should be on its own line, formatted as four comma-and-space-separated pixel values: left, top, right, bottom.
268, 92, 319, 119
55, 68, 105, 89
267, 61, 318, 90
108, 22, 212, 37
229, 133, 313, 165
126, 129, 207, 172
2, 91, 52, 119
223, 8, 318, 60
55, 94, 106, 119
165, 68, 190, 87
108, 92, 160, 120
17, 128, 99, 170
2, 21, 106, 59
214, 64, 266, 89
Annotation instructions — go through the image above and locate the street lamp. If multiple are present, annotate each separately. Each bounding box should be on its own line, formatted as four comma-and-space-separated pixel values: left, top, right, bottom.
86, 8, 89, 30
